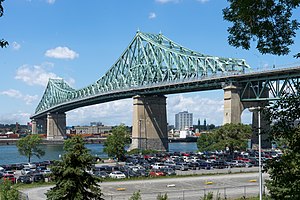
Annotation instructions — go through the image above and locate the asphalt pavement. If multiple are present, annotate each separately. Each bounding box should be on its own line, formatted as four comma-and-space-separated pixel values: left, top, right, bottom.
22, 168, 268, 200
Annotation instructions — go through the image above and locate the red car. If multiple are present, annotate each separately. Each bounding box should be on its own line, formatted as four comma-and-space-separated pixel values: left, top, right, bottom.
149, 169, 166, 177
3, 174, 16, 184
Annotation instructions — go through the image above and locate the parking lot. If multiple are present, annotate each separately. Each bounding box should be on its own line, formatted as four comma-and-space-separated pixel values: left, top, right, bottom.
22, 171, 268, 200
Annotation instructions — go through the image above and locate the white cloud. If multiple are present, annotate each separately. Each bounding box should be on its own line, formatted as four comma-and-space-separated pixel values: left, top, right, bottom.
0, 112, 31, 125
197, 0, 210, 3
0, 89, 38, 105
1, 89, 23, 98
155, 0, 179, 4
12, 42, 21, 50
66, 93, 229, 127
15, 64, 60, 86
67, 99, 133, 126
167, 94, 224, 125
46, 0, 56, 4
149, 12, 157, 19
45, 47, 79, 60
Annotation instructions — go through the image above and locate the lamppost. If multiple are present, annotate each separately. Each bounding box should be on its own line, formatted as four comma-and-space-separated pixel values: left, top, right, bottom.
248, 106, 263, 200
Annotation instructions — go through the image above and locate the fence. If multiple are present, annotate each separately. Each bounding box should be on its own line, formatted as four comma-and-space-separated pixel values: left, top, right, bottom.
103, 184, 266, 200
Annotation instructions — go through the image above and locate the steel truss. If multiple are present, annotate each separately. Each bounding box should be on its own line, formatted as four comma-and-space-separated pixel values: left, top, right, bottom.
34, 31, 249, 117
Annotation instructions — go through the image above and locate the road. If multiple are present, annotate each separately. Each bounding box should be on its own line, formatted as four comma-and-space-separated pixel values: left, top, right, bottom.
22, 171, 269, 200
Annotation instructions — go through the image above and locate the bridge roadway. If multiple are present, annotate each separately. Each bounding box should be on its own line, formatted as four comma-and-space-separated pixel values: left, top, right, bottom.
31, 66, 300, 119
22, 168, 268, 200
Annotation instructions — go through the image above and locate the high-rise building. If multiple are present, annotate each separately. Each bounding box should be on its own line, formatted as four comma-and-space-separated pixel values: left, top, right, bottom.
175, 111, 193, 131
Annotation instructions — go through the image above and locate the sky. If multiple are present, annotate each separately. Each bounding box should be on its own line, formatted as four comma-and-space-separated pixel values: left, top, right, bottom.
0, 0, 300, 127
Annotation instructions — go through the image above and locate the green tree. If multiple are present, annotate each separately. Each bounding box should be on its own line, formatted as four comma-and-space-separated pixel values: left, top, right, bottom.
103, 124, 130, 161
46, 135, 103, 200
197, 123, 252, 153
0, 0, 8, 48
223, 0, 300, 56
196, 132, 215, 152
264, 83, 300, 199
0, 180, 20, 200
16, 134, 45, 163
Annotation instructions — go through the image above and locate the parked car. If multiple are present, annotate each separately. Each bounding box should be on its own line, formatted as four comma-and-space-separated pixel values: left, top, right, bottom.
94, 171, 109, 179
31, 173, 44, 182
149, 169, 166, 177
198, 161, 212, 170
123, 169, 139, 178
3, 174, 16, 184
188, 162, 199, 170
175, 163, 189, 171
161, 168, 176, 176
212, 160, 227, 169
21, 168, 32, 175
109, 171, 126, 179
151, 162, 166, 170
230, 160, 246, 168
17, 175, 32, 184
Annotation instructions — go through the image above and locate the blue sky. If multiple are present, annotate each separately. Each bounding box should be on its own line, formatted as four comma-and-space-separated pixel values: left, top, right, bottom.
0, 0, 299, 127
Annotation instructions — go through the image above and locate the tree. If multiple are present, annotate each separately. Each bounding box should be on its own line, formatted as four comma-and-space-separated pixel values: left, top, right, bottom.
264, 83, 300, 199
103, 124, 130, 161
0, 0, 8, 48
46, 135, 103, 200
223, 0, 300, 56
16, 134, 45, 163
197, 123, 252, 154
0, 180, 19, 200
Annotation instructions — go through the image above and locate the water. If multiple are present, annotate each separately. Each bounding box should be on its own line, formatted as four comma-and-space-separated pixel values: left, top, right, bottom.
0, 142, 197, 165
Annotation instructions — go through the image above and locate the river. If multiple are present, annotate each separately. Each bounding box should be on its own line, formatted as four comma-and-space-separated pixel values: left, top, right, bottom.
0, 142, 197, 165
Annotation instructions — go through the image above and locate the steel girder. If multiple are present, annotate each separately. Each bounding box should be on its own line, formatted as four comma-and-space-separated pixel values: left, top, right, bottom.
240, 76, 300, 101
33, 31, 250, 116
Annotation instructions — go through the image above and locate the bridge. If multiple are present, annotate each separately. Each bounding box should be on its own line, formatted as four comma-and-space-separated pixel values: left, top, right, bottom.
30, 31, 300, 151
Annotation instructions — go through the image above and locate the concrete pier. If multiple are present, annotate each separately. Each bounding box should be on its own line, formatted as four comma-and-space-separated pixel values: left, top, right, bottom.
129, 95, 168, 151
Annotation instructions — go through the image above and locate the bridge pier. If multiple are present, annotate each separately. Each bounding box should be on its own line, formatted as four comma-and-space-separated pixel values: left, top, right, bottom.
46, 112, 66, 140
129, 95, 168, 152
223, 85, 244, 124
223, 84, 271, 148
31, 120, 38, 134
31, 118, 47, 134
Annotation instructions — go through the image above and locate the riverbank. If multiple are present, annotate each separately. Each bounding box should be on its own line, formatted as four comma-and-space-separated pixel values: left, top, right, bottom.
0, 138, 107, 145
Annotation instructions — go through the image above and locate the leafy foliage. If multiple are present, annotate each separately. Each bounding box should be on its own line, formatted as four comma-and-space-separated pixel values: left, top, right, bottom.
46, 136, 103, 200
0, 180, 19, 200
264, 83, 300, 199
199, 192, 213, 200
103, 124, 130, 161
0, 0, 8, 48
197, 123, 252, 153
129, 190, 142, 200
156, 193, 168, 200
223, 0, 300, 56
16, 134, 45, 163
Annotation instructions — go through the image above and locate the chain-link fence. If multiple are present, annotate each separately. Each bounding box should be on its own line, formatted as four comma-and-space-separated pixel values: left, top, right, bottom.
103, 184, 266, 200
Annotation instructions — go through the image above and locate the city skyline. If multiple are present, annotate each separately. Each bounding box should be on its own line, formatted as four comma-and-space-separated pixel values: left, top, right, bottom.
0, 0, 299, 126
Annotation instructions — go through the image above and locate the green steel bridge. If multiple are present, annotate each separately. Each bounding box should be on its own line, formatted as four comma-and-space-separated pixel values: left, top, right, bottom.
31, 31, 300, 120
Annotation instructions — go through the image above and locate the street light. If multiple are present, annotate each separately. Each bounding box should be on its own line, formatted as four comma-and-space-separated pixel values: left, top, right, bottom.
248, 106, 263, 200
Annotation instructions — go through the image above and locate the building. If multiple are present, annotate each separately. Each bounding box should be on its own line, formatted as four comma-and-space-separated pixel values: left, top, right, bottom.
70, 124, 113, 135
175, 111, 193, 131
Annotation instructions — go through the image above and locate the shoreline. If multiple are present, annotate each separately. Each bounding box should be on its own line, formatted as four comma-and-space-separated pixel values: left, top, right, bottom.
0, 138, 107, 145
